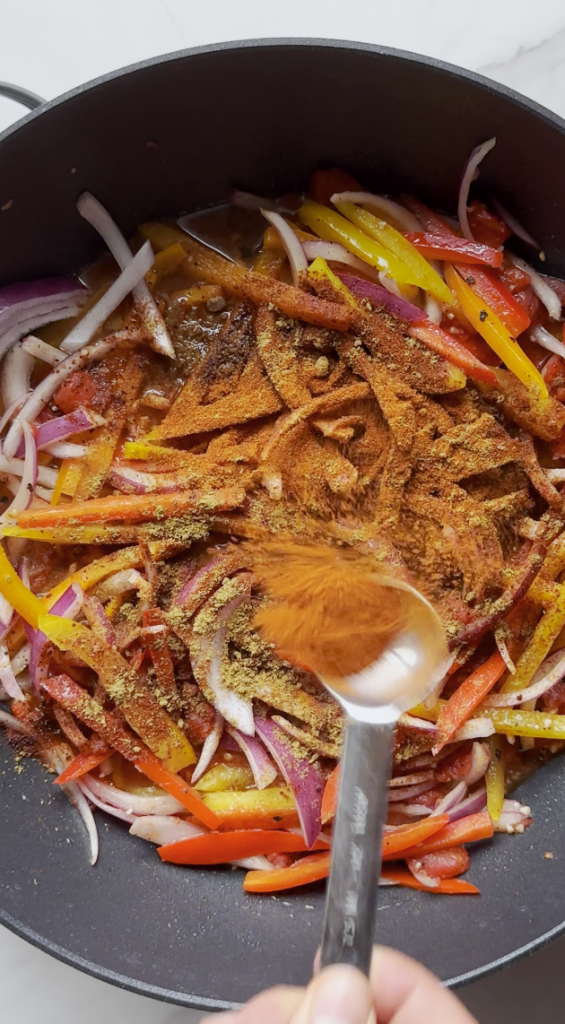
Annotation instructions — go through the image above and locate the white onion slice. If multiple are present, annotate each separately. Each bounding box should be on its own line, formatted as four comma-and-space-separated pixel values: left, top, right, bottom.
0, 707, 33, 734
1, 421, 37, 523
491, 198, 540, 250
80, 772, 185, 816
431, 780, 467, 817
11, 642, 30, 676
44, 746, 99, 864
458, 137, 496, 240
0, 297, 86, 361
191, 712, 224, 784
453, 719, 496, 741
482, 648, 565, 707
77, 192, 174, 358
530, 324, 565, 359
0, 454, 57, 487
464, 742, 491, 786
1, 341, 33, 410
260, 209, 307, 285
22, 334, 65, 365
130, 814, 206, 845
42, 441, 86, 460
330, 191, 421, 232
0, 643, 24, 700
60, 241, 153, 354
508, 253, 561, 320
3, 333, 124, 458
424, 293, 443, 325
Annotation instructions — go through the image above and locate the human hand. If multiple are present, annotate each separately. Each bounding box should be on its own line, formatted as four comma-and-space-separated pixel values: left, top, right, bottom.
200, 946, 478, 1023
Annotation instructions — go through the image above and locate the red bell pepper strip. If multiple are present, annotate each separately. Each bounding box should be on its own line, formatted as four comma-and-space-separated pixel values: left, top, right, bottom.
409, 322, 498, 385
158, 829, 330, 865
405, 232, 503, 268
321, 764, 340, 824
243, 851, 331, 893
380, 865, 479, 894
402, 197, 454, 236
309, 167, 363, 207
55, 741, 113, 784
456, 265, 530, 337
433, 651, 506, 753
385, 812, 494, 860
142, 608, 179, 709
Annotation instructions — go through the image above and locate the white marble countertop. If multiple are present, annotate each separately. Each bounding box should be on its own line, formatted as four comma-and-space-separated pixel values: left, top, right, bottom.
2, 2, 565, 1020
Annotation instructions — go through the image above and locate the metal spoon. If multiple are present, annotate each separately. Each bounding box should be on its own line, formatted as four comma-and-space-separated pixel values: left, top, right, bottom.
319, 577, 450, 976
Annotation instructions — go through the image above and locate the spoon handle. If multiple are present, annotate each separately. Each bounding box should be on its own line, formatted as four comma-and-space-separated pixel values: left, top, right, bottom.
320, 715, 395, 976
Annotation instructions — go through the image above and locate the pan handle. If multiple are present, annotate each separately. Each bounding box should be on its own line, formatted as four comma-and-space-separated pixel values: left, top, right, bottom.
0, 82, 44, 110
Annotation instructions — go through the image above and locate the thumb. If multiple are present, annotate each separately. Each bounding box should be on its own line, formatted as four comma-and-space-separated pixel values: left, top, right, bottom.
289, 963, 373, 1024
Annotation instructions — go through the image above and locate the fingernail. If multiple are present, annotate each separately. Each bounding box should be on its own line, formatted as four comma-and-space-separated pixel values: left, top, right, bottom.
309, 966, 372, 1024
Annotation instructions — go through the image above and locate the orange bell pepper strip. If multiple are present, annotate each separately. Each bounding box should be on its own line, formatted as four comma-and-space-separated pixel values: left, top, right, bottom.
321, 764, 340, 824
158, 829, 330, 865
381, 815, 450, 858
384, 812, 494, 860
17, 486, 245, 528
408, 321, 498, 385
135, 759, 222, 830
381, 865, 480, 895
404, 232, 503, 268
55, 742, 113, 785
243, 851, 331, 893
433, 651, 506, 753
444, 264, 548, 398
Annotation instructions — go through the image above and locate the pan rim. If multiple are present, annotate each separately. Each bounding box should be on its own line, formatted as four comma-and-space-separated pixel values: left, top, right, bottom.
1, 34, 565, 1008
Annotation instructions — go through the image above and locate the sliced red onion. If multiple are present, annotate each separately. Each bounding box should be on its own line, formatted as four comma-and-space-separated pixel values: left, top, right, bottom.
483, 647, 565, 708
378, 271, 404, 298
82, 593, 118, 648
431, 780, 467, 817
508, 253, 561, 320
1, 421, 37, 524
77, 192, 174, 358
130, 814, 206, 844
110, 464, 183, 494
32, 407, 102, 451
200, 591, 255, 736
254, 717, 324, 849
95, 568, 150, 604
31, 583, 84, 692
80, 772, 185, 816
302, 241, 382, 281
389, 770, 435, 788
530, 325, 565, 359
261, 209, 307, 285
398, 713, 438, 733
494, 799, 532, 833
1, 341, 33, 410
11, 642, 30, 676
446, 787, 487, 823
226, 724, 278, 790
0, 278, 87, 361
491, 198, 541, 250
191, 712, 224, 784
21, 334, 65, 365
77, 778, 136, 825
463, 742, 491, 786
407, 859, 440, 888
330, 191, 422, 232
336, 271, 427, 322
453, 719, 496, 741
3, 333, 123, 459
458, 137, 497, 240
0, 643, 24, 701
388, 780, 436, 803
0, 707, 34, 734
60, 241, 153, 354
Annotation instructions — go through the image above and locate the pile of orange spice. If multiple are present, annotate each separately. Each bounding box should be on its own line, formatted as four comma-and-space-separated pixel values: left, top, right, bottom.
249, 540, 409, 681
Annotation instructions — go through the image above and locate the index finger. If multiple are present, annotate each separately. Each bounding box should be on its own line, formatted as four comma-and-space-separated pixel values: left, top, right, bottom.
369, 947, 478, 1024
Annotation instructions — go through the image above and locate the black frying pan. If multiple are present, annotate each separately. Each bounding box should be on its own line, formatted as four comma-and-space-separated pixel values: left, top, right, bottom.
1, 38, 565, 1013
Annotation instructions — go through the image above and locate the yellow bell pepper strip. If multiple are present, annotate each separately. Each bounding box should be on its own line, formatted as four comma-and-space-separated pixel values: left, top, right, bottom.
501, 583, 565, 694
299, 201, 414, 284
199, 786, 299, 831
38, 614, 195, 772
0, 543, 45, 628
479, 707, 565, 740
158, 829, 330, 866
333, 200, 454, 305
485, 736, 505, 822
433, 651, 507, 753
2, 525, 143, 546
51, 460, 76, 504
444, 263, 548, 399
193, 763, 255, 792
307, 256, 357, 306
145, 242, 187, 288
47, 546, 152, 605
